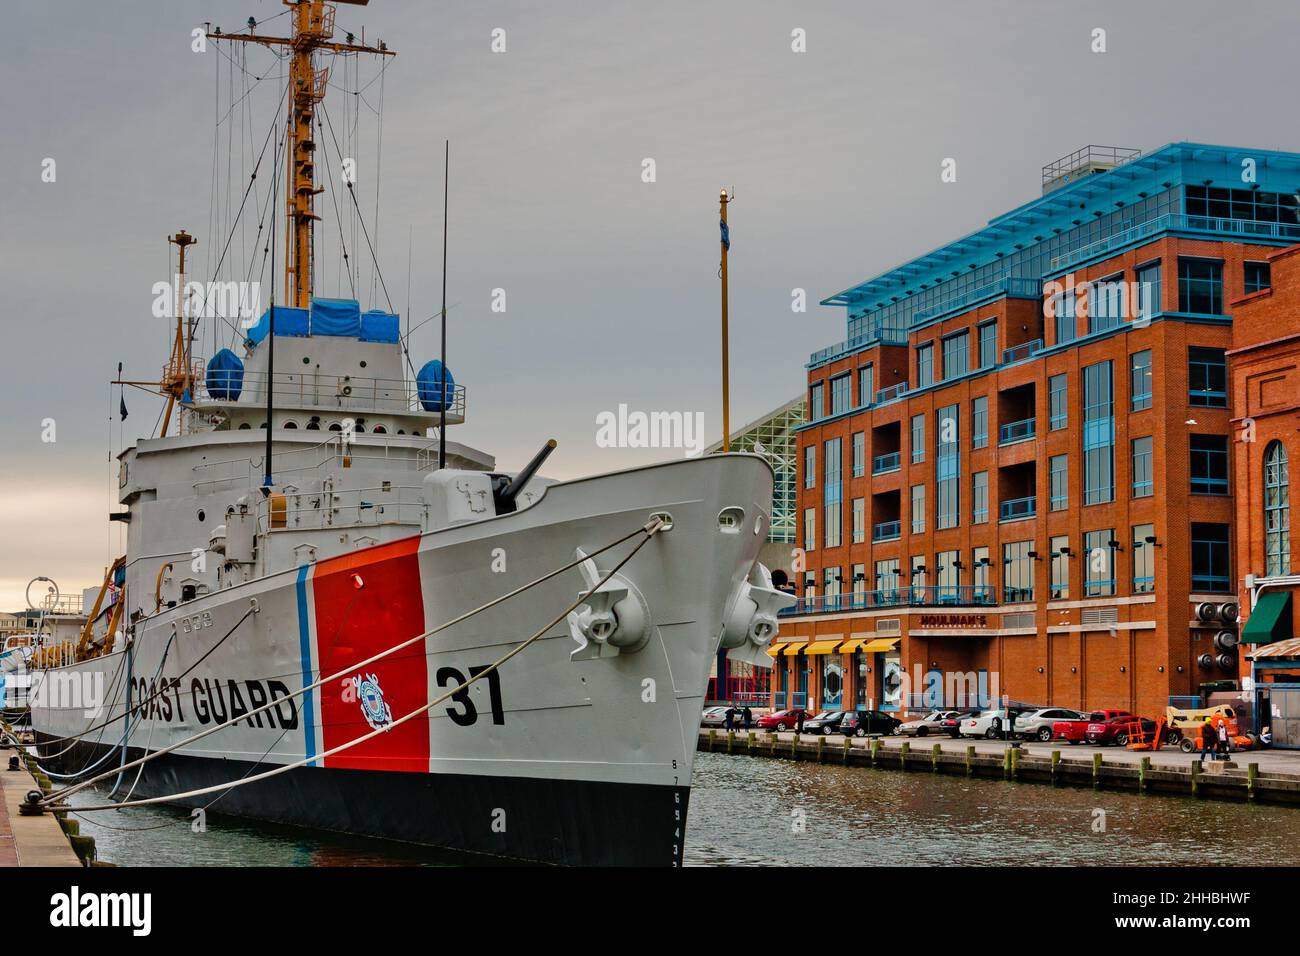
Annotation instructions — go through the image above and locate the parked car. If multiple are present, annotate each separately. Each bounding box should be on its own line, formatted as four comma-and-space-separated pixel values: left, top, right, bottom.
700, 706, 731, 728
838, 710, 903, 737
960, 708, 1020, 739
898, 711, 962, 737
1085, 714, 1162, 746
756, 708, 813, 732
803, 711, 851, 735
1051, 709, 1133, 743
1015, 707, 1088, 742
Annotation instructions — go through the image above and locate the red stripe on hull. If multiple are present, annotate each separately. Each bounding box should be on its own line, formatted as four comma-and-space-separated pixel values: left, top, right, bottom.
311, 535, 429, 772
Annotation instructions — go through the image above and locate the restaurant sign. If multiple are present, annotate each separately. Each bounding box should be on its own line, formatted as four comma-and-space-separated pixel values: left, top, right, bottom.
918, 613, 989, 629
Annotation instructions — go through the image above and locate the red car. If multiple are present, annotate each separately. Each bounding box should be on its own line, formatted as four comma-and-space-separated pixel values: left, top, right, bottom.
1084, 714, 1160, 746
1052, 709, 1132, 743
757, 708, 813, 732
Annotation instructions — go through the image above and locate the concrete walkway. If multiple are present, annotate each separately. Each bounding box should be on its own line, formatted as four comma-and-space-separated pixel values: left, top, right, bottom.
759, 729, 1300, 778
0, 751, 81, 867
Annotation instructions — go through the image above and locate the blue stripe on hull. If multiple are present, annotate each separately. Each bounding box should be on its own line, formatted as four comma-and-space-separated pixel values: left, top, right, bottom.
295, 564, 318, 766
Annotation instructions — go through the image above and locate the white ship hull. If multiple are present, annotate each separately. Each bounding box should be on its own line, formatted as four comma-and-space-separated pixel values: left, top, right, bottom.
32, 454, 775, 865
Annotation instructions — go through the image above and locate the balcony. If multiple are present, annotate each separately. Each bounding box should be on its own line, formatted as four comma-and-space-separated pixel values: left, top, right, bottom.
873, 451, 901, 475
999, 495, 1037, 522
779, 586, 997, 617
873, 520, 901, 542
998, 417, 1037, 445
1003, 586, 1035, 604
875, 382, 908, 405
1001, 339, 1042, 366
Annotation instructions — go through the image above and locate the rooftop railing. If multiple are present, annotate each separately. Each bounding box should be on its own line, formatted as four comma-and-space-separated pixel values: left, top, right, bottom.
998, 417, 1037, 445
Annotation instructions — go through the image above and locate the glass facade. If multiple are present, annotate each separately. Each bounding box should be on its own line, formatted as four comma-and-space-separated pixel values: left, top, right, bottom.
824, 438, 842, 547
936, 403, 960, 529
1082, 360, 1115, 505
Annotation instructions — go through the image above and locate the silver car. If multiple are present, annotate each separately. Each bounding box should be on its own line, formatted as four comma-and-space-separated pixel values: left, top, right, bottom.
1014, 707, 1087, 741
897, 710, 962, 737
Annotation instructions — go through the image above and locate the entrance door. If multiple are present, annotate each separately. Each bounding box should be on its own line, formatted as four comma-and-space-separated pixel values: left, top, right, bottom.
1264, 685, 1300, 749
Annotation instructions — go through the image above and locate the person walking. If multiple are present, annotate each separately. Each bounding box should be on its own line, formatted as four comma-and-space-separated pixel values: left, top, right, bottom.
742, 705, 753, 730
1198, 716, 1214, 765
723, 705, 736, 732
796, 709, 806, 734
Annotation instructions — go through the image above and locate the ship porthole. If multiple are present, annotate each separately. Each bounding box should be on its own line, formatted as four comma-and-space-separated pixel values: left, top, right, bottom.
717, 507, 744, 533
197, 510, 205, 522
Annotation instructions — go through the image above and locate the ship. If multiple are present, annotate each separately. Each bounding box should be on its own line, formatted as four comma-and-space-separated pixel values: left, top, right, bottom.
27, 0, 792, 866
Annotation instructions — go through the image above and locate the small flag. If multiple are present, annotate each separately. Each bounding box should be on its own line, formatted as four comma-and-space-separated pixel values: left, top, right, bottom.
719, 217, 730, 251
118, 362, 128, 420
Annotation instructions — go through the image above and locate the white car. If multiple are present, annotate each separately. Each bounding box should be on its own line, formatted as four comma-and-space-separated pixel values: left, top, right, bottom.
960, 708, 1018, 739
897, 711, 962, 737
700, 706, 731, 728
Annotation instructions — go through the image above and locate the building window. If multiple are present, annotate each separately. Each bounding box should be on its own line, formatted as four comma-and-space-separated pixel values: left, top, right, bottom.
1190, 434, 1229, 495
1131, 436, 1153, 498
1130, 350, 1152, 411
1049, 455, 1068, 511
824, 566, 841, 610
875, 559, 901, 598
1132, 523, 1155, 594
1052, 288, 1077, 345
858, 364, 874, 408
911, 483, 926, 534
1049, 374, 1068, 430
1002, 540, 1034, 603
978, 321, 997, 370
911, 555, 927, 593
1191, 523, 1231, 592
973, 546, 991, 602
942, 331, 969, 380
803, 508, 815, 552
1245, 260, 1271, 294
1265, 441, 1290, 576
1135, 261, 1161, 321
911, 414, 926, 463
936, 404, 960, 529
972, 471, 989, 524
972, 395, 988, 448
1084, 529, 1116, 597
1050, 535, 1070, 600
1178, 258, 1223, 315
1188, 347, 1227, 408
936, 550, 959, 601
1089, 275, 1125, 333
916, 343, 934, 388
1185, 184, 1300, 225
830, 373, 852, 416
852, 498, 866, 544
824, 438, 842, 548
1082, 360, 1115, 505
852, 432, 865, 478
804, 444, 815, 489
808, 381, 824, 421
851, 563, 866, 608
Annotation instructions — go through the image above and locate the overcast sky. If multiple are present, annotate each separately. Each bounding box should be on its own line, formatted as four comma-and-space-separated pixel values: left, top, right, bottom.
2, 0, 1297, 608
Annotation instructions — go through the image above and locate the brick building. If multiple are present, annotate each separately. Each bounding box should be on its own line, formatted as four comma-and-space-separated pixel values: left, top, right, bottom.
774, 143, 1300, 721
1229, 244, 1300, 746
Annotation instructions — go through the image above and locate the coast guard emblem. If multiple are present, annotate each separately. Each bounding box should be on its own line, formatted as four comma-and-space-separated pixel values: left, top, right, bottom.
351, 672, 393, 731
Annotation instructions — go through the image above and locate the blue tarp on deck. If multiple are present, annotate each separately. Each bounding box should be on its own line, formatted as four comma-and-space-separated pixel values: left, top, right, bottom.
360, 309, 401, 343
311, 298, 362, 337
245, 306, 310, 345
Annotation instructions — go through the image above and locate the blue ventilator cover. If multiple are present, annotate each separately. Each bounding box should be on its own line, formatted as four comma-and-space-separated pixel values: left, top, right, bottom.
360, 309, 401, 343
416, 360, 456, 412
205, 348, 245, 401
311, 297, 362, 337
245, 306, 310, 344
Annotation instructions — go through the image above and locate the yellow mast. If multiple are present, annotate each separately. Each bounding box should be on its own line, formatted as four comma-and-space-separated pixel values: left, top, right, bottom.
208, 1, 395, 310
161, 229, 197, 436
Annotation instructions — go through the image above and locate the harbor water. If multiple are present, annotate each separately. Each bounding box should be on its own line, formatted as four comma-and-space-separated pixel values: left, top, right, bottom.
65, 751, 1300, 866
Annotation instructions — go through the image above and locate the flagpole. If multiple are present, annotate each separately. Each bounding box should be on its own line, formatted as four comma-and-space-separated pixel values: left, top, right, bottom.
719, 188, 731, 452
438, 139, 449, 470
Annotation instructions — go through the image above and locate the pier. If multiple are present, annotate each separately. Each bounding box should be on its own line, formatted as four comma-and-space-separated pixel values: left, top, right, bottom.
699, 730, 1300, 806
0, 723, 88, 866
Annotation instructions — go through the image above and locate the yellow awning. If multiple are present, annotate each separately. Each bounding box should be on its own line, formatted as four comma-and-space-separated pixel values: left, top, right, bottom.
767, 640, 806, 657
839, 637, 869, 654
804, 639, 845, 655
861, 637, 900, 653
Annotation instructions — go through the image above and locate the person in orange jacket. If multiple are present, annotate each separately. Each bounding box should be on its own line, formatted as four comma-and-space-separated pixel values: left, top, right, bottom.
1198, 716, 1215, 765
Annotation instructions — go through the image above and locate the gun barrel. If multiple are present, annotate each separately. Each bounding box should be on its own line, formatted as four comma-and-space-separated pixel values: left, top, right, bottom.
501, 439, 557, 507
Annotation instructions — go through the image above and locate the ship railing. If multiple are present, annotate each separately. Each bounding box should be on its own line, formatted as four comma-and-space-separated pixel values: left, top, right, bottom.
256, 484, 428, 534
191, 361, 467, 418
39, 596, 84, 615
193, 433, 443, 491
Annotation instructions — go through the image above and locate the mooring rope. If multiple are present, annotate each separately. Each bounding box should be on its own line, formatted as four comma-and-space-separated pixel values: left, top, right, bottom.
45, 517, 662, 808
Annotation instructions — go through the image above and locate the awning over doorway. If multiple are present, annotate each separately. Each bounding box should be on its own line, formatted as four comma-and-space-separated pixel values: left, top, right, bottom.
804, 639, 845, 655
838, 637, 869, 654
861, 637, 900, 654
766, 639, 806, 657
1242, 591, 1292, 645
